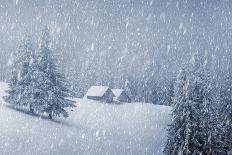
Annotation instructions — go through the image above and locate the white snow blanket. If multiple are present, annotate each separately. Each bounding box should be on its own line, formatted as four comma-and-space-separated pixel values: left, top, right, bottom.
0, 82, 171, 155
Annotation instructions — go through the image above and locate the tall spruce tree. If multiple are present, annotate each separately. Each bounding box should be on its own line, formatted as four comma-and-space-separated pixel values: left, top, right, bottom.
164, 64, 192, 154
5, 52, 18, 105
220, 54, 232, 153
164, 52, 215, 155
5, 35, 35, 109
32, 26, 75, 118
186, 51, 214, 154
199, 52, 215, 154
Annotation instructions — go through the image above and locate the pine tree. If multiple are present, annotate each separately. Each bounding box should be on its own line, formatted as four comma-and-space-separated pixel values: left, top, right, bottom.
124, 79, 132, 97
210, 109, 226, 154
199, 52, 214, 154
164, 64, 191, 154
4, 35, 35, 110
4, 52, 18, 105
164, 63, 204, 155
220, 56, 232, 153
164, 52, 215, 155
187, 51, 214, 154
26, 54, 42, 113
32, 26, 75, 118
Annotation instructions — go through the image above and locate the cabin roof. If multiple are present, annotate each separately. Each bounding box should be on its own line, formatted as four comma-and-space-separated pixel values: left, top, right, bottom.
112, 89, 125, 99
86, 86, 111, 97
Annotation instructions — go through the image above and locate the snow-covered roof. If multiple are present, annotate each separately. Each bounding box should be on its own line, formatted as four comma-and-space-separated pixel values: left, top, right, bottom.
86, 86, 111, 97
112, 89, 124, 99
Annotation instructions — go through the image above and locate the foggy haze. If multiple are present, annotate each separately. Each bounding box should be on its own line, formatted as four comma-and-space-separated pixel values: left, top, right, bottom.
0, 0, 231, 100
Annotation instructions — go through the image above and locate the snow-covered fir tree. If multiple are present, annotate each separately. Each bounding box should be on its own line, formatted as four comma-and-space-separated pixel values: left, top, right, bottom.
4, 52, 18, 105
164, 64, 191, 155
164, 52, 215, 155
4, 35, 35, 110
32, 26, 75, 118
220, 54, 232, 153
210, 107, 226, 154
123, 79, 132, 99
185, 52, 215, 154
198, 52, 215, 154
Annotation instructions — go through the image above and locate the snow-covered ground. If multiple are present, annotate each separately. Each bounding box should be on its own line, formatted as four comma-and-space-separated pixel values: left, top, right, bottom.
0, 82, 171, 155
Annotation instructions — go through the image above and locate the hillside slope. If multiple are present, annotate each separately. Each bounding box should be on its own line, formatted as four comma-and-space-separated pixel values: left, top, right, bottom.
0, 82, 171, 155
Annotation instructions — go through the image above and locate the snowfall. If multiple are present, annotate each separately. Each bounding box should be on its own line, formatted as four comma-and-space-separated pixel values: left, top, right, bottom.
0, 81, 171, 155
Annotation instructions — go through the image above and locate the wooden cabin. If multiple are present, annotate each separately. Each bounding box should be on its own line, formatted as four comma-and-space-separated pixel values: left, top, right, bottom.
112, 89, 131, 103
85, 86, 115, 103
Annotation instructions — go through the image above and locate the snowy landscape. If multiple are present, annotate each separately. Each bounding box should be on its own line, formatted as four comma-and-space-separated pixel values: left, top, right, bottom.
1, 0, 232, 155
0, 82, 171, 155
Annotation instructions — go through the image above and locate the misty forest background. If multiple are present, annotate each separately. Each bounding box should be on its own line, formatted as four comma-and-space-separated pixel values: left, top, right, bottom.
0, 0, 232, 104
